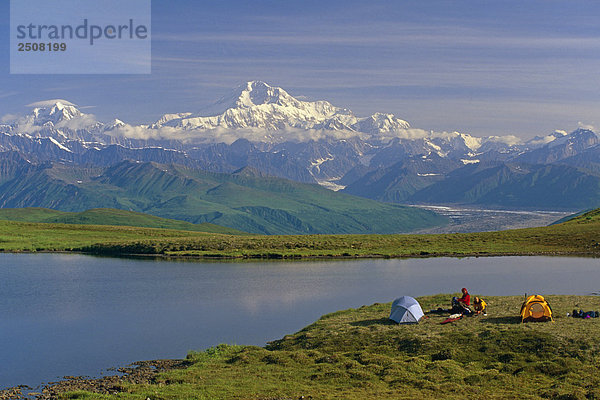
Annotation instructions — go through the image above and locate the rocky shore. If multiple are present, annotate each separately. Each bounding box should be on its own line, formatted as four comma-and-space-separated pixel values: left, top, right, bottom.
0, 359, 191, 400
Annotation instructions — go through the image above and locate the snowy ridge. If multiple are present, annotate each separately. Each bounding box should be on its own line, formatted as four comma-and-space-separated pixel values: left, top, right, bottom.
527, 130, 569, 147
3, 81, 586, 154
547, 128, 598, 149
30, 100, 83, 126
48, 136, 72, 152
0, 81, 598, 194
152, 81, 410, 137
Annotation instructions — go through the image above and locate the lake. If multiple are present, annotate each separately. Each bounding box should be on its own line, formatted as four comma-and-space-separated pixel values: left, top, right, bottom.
1, 253, 599, 389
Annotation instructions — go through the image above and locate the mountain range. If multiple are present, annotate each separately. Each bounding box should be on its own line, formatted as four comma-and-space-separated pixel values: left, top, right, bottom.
1, 80, 599, 213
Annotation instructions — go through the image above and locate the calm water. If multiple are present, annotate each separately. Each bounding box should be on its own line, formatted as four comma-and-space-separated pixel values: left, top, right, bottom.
1, 253, 600, 389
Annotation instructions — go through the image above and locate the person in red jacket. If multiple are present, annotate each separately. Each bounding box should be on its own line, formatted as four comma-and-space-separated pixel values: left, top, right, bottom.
458, 288, 470, 306
451, 288, 471, 315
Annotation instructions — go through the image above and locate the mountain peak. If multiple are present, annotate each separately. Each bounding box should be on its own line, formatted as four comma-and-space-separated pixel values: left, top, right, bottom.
155, 81, 419, 137
571, 127, 597, 136
105, 118, 126, 130
244, 80, 271, 91
232, 165, 267, 178
546, 127, 598, 149
27, 99, 83, 126
236, 80, 290, 108
197, 81, 295, 116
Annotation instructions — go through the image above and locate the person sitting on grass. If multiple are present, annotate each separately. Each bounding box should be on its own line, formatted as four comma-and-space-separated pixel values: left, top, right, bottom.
451, 288, 472, 315
473, 296, 487, 316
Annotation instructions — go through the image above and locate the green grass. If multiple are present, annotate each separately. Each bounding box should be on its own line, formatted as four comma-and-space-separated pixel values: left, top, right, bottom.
57, 294, 600, 399
0, 220, 225, 252
0, 207, 247, 234
1, 207, 600, 257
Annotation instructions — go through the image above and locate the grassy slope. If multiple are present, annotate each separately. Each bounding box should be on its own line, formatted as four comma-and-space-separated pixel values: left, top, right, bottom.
62, 295, 600, 399
82, 208, 600, 257
0, 161, 447, 234
550, 209, 593, 225
0, 208, 247, 235
0, 221, 225, 252
0, 208, 599, 257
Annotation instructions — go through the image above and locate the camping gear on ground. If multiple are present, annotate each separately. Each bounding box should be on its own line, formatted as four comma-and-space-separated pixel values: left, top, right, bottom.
389, 296, 425, 324
451, 297, 472, 315
571, 309, 599, 318
520, 295, 553, 322
441, 314, 463, 324
430, 308, 448, 314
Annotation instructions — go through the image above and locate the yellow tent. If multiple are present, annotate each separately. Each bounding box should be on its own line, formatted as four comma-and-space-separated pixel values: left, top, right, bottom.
520, 295, 553, 322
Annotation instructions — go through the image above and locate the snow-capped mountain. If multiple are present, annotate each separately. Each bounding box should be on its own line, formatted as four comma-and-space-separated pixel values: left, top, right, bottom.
1, 81, 573, 153
151, 81, 409, 135
515, 128, 600, 164
4, 100, 102, 143
27, 100, 85, 126
526, 130, 568, 147
1, 81, 599, 210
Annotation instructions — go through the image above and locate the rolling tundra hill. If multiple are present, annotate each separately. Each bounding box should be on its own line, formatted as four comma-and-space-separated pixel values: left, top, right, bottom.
0, 158, 446, 235
0, 207, 247, 234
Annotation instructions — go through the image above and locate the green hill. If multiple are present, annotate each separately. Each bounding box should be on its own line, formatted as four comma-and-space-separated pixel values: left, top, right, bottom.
0, 159, 447, 234
0, 208, 247, 234
549, 209, 592, 225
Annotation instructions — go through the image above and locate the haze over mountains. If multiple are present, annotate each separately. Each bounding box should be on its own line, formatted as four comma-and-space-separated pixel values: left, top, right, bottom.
1, 80, 599, 216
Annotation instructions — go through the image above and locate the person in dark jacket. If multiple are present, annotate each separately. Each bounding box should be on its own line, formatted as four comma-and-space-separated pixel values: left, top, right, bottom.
451, 288, 472, 315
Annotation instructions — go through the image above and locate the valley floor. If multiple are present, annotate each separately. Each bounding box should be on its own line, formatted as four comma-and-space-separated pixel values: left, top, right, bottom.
410, 205, 572, 234
0, 207, 596, 259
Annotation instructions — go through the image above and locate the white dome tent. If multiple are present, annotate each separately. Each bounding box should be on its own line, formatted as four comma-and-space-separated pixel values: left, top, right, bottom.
389, 296, 425, 324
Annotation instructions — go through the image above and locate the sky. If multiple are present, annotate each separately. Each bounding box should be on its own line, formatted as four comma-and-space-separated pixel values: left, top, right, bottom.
0, 0, 599, 139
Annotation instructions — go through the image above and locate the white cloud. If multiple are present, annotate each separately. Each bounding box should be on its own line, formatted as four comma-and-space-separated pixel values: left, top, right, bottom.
105, 124, 371, 144
0, 91, 19, 100
578, 121, 596, 131
484, 135, 522, 146
55, 114, 99, 130
27, 99, 78, 108
1, 114, 20, 123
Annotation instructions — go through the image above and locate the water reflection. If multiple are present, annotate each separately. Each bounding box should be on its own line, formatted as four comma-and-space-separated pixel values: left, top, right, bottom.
0, 254, 599, 389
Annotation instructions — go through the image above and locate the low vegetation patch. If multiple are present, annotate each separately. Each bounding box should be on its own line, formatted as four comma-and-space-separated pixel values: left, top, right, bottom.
48, 295, 600, 399
0, 208, 599, 258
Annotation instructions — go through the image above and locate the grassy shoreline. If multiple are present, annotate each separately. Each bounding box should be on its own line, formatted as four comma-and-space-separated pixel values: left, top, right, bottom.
20, 294, 600, 399
0, 207, 598, 259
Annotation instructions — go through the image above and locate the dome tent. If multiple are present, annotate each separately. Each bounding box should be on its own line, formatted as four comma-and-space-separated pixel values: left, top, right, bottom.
520, 295, 553, 322
389, 296, 424, 324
